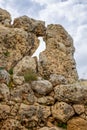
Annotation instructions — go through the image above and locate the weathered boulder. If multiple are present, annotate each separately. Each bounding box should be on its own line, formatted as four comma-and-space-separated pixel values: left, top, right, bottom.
13, 56, 37, 75
0, 69, 10, 84
0, 83, 10, 102
0, 8, 11, 26
52, 102, 75, 122
13, 15, 46, 36
37, 96, 54, 105
0, 25, 39, 70
31, 80, 53, 95
67, 117, 87, 130
49, 74, 67, 86
18, 103, 51, 128
11, 83, 37, 104
1, 118, 28, 130
39, 24, 78, 83
73, 104, 85, 115
54, 81, 87, 104
0, 104, 10, 120
13, 75, 25, 85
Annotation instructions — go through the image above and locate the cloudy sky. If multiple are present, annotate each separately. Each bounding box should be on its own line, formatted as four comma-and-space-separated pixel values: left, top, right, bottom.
0, 0, 87, 79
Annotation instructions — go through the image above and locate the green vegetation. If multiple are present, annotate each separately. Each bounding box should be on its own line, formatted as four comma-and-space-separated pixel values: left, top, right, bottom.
24, 69, 37, 82
8, 68, 13, 75
4, 51, 10, 57
0, 67, 4, 70
8, 75, 14, 89
57, 122, 67, 129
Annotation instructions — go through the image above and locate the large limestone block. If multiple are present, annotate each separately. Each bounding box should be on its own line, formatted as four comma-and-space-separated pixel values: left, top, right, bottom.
31, 80, 53, 95
13, 56, 37, 75
39, 24, 78, 83
1, 118, 28, 130
0, 83, 10, 102
0, 104, 10, 120
13, 15, 46, 36
54, 81, 87, 104
18, 103, 51, 128
0, 69, 10, 85
37, 96, 54, 105
67, 117, 87, 130
49, 74, 67, 86
0, 25, 39, 70
52, 102, 75, 122
0, 8, 11, 26
73, 104, 85, 115
10, 83, 36, 104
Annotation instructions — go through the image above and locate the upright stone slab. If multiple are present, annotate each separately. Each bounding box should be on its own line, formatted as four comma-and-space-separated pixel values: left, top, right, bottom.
39, 24, 78, 83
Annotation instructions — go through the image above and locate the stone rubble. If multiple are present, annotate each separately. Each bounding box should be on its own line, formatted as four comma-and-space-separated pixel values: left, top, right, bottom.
0, 8, 87, 130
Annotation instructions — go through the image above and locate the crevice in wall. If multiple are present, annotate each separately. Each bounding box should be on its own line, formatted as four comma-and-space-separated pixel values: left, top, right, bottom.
32, 37, 46, 60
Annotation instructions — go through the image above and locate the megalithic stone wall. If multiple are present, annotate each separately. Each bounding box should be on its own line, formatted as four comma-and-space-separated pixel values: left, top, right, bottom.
1, 8, 87, 130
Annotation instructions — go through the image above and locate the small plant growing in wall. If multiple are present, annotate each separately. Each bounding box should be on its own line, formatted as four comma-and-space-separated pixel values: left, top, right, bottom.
8, 68, 13, 75
4, 51, 10, 57
57, 122, 67, 129
24, 69, 37, 82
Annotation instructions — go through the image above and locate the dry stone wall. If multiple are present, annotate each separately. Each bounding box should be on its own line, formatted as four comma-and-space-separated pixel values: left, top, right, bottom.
0, 8, 87, 130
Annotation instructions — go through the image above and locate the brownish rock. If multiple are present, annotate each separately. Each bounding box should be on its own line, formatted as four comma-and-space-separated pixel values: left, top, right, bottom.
18, 103, 51, 128
67, 117, 87, 130
13, 15, 46, 36
1, 118, 28, 130
54, 82, 87, 104
0, 8, 11, 26
52, 102, 75, 122
0, 104, 10, 120
73, 104, 85, 115
39, 24, 78, 83
31, 80, 53, 95
0, 25, 39, 70
0, 69, 11, 85
0, 83, 10, 102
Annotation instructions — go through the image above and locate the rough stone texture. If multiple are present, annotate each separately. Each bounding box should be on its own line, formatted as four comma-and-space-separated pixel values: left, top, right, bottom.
0, 8, 11, 26
52, 102, 75, 122
39, 127, 66, 130
13, 56, 37, 75
0, 8, 87, 130
39, 24, 78, 83
10, 83, 37, 104
0, 69, 10, 84
49, 74, 67, 86
38, 96, 54, 105
31, 80, 53, 95
18, 103, 51, 128
80, 113, 87, 121
0, 104, 10, 120
13, 75, 25, 85
67, 117, 87, 130
73, 104, 85, 115
54, 82, 87, 104
0, 83, 10, 102
0, 25, 39, 70
39, 127, 49, 130
13, 15, 46, 36
49, 127, 66, 130
1, 118, 28, 130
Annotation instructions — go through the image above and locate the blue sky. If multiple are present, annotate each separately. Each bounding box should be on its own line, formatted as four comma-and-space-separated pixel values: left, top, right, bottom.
0, 0, 87, 79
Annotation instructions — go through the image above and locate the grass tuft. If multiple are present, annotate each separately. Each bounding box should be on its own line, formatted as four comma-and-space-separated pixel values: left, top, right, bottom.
58, 122, 67, 129
24, 69, 37, 82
